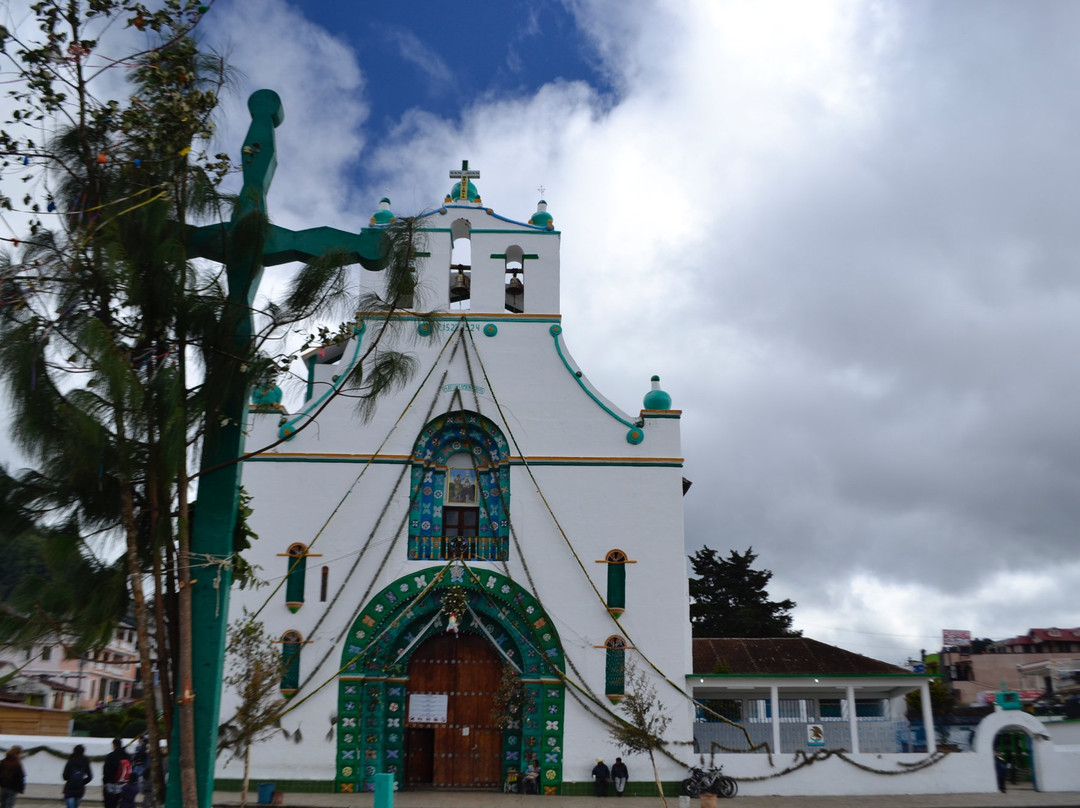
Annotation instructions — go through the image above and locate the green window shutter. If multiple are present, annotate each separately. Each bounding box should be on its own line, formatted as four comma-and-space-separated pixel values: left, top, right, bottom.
605, 637, 626, 700
285, 544, 307, 612
281, 631, 302, 697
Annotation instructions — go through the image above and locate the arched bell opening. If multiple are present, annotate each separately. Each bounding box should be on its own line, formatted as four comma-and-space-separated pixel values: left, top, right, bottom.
450, 218, 472, 309
504, 244, 525, 314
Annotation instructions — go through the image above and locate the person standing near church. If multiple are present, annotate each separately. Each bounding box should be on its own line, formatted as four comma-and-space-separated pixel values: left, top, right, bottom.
103, 739, 131, 808
0, 746, 25, 808
592, 758, 610, 797
62, 745, 93, 808
611, 757, 628, 796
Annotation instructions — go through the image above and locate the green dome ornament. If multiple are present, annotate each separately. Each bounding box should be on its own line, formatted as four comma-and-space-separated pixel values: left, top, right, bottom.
642, 375, 671, 410
529, 200, 553, 229
370, 197, 395, 226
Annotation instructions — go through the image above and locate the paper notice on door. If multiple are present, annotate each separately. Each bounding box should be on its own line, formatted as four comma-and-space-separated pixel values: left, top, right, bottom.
408, 692, 449, 723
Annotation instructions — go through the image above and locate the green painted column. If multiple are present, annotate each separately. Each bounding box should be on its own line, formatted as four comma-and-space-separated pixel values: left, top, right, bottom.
167, 89, 283, 808
172, 88, 388, 808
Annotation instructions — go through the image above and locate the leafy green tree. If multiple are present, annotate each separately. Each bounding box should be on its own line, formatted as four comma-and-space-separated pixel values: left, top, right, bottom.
688, 546, 801, 638
1, 4, 430, 807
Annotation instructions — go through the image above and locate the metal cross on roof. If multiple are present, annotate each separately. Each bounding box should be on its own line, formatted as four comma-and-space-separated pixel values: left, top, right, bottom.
449, 159, 480, 200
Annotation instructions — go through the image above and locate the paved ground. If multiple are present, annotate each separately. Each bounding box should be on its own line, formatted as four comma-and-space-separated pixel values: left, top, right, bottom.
19, 783, 1080, 808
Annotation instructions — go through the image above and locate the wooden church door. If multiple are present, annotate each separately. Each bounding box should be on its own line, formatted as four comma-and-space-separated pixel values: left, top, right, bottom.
404, 632, 503, 789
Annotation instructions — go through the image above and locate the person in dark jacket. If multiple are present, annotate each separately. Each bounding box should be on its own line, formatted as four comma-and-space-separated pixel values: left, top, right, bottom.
611, 758, 628, 796
591, 758, 610, 797
0, 746, 26, 808
62, 745, 93, 808
102, 739, 131, 808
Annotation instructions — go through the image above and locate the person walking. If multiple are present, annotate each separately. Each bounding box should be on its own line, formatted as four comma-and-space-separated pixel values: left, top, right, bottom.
62, 745, 93, 808
0, 746, 26, 808
103, 739, 132, 808
611, 757, 628, 797
591, 758, 610, 797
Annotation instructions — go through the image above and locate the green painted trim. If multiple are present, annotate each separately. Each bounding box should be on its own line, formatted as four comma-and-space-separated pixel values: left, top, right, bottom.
490, 253, 540, 259
549, 325, 638, 432
691, 673, 928, 679
213, 779, 682, 797
643, 411, 682, 419
244, 455, 683, 468
280, 322, 367, 439
470, 228, 560, 235
213, 780, 339, 794
388, 313, 560, 324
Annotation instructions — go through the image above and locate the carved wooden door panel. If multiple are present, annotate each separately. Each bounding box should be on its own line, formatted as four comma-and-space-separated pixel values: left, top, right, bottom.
407, 632, 502, 788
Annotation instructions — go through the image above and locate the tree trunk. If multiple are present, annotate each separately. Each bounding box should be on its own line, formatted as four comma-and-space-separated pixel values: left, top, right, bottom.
240, 744, 250, 808
649, 751, 668, 808
176, 475, 198, 808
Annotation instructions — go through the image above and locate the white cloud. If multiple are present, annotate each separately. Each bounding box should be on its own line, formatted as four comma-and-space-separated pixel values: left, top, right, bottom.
206, 0, 1080, 662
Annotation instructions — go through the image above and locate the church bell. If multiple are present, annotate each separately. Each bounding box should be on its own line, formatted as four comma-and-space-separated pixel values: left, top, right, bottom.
450, 265, 471, 302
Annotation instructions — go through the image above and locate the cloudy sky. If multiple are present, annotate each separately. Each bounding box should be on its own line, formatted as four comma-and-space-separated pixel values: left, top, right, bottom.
5, 0, 1080, 666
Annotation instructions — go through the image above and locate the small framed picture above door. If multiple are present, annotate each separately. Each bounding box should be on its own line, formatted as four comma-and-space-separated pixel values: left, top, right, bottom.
446, 468, 478, 505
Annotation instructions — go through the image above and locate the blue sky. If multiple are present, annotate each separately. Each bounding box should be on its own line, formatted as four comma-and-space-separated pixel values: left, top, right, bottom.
5, 0, 1080, 669
295, 0, 612, 145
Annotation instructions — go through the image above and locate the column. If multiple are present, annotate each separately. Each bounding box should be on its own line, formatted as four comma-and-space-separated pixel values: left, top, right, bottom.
846, 685, 860, 754
770, 685, 781, 754
920, 680, 937, 753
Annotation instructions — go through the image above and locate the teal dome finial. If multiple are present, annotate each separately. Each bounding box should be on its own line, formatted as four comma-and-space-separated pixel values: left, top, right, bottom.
370, 197, 395, 226
643, 375, 671, 410
529, 199, 553, 229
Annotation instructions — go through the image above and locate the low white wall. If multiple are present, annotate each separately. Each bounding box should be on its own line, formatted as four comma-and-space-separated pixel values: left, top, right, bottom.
717, 752, 990, 797
1044, 719, 1080, 745
0, 736, 131, 786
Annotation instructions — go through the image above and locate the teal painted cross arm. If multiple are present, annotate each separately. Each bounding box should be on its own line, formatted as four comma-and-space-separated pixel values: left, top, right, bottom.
186, 222, 386, 269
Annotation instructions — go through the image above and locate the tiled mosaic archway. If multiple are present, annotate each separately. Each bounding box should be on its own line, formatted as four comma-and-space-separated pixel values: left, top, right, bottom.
336, 563, 566, 793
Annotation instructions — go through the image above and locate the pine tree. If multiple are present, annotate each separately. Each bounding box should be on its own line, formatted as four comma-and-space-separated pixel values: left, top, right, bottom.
688, 546, 801, 638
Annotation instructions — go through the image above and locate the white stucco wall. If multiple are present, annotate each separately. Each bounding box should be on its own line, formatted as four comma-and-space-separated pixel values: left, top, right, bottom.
222, 194, 693, 787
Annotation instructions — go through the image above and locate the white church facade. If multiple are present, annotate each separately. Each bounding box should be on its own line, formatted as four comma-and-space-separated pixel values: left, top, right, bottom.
225, 165, 695, 793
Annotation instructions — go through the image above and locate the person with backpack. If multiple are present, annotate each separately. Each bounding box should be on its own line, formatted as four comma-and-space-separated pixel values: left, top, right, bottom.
103, 739, 132, 808
62, 745, 93, 808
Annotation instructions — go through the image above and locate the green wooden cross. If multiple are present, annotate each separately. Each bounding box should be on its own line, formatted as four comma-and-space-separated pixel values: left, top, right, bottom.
170, 90, 388, 808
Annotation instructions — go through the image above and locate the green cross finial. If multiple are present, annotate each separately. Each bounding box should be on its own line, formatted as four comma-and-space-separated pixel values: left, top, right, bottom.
449, 159, 480, 200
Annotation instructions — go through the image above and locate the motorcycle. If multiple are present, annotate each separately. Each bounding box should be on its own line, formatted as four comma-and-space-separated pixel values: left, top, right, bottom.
681, 765, 738, 799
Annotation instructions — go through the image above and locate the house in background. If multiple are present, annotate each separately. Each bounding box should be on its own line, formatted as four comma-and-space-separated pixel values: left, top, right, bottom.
0, 618, 139, 710
690, 637, 935, 756
943, 628, 1080, 706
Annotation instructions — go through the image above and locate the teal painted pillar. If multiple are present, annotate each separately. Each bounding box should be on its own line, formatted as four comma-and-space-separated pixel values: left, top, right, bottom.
374, 773, 394, 808
167, 89, 284, 808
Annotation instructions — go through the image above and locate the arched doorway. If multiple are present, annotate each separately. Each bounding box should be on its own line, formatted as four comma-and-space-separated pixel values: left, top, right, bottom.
994, 729, 1035, 790
335, 564, 566, 794
405, 633, 503, 788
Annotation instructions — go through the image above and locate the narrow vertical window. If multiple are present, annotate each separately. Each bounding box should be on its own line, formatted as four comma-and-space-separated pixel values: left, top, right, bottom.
604, 636, 627, 702
285, 543, 307, 613
320, 566, 329, 602
281, 630, 303, 698
604, 549, 629, 616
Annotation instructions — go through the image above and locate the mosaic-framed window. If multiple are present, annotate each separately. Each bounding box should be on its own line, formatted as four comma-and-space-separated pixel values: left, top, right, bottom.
408, 412, 510, 561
